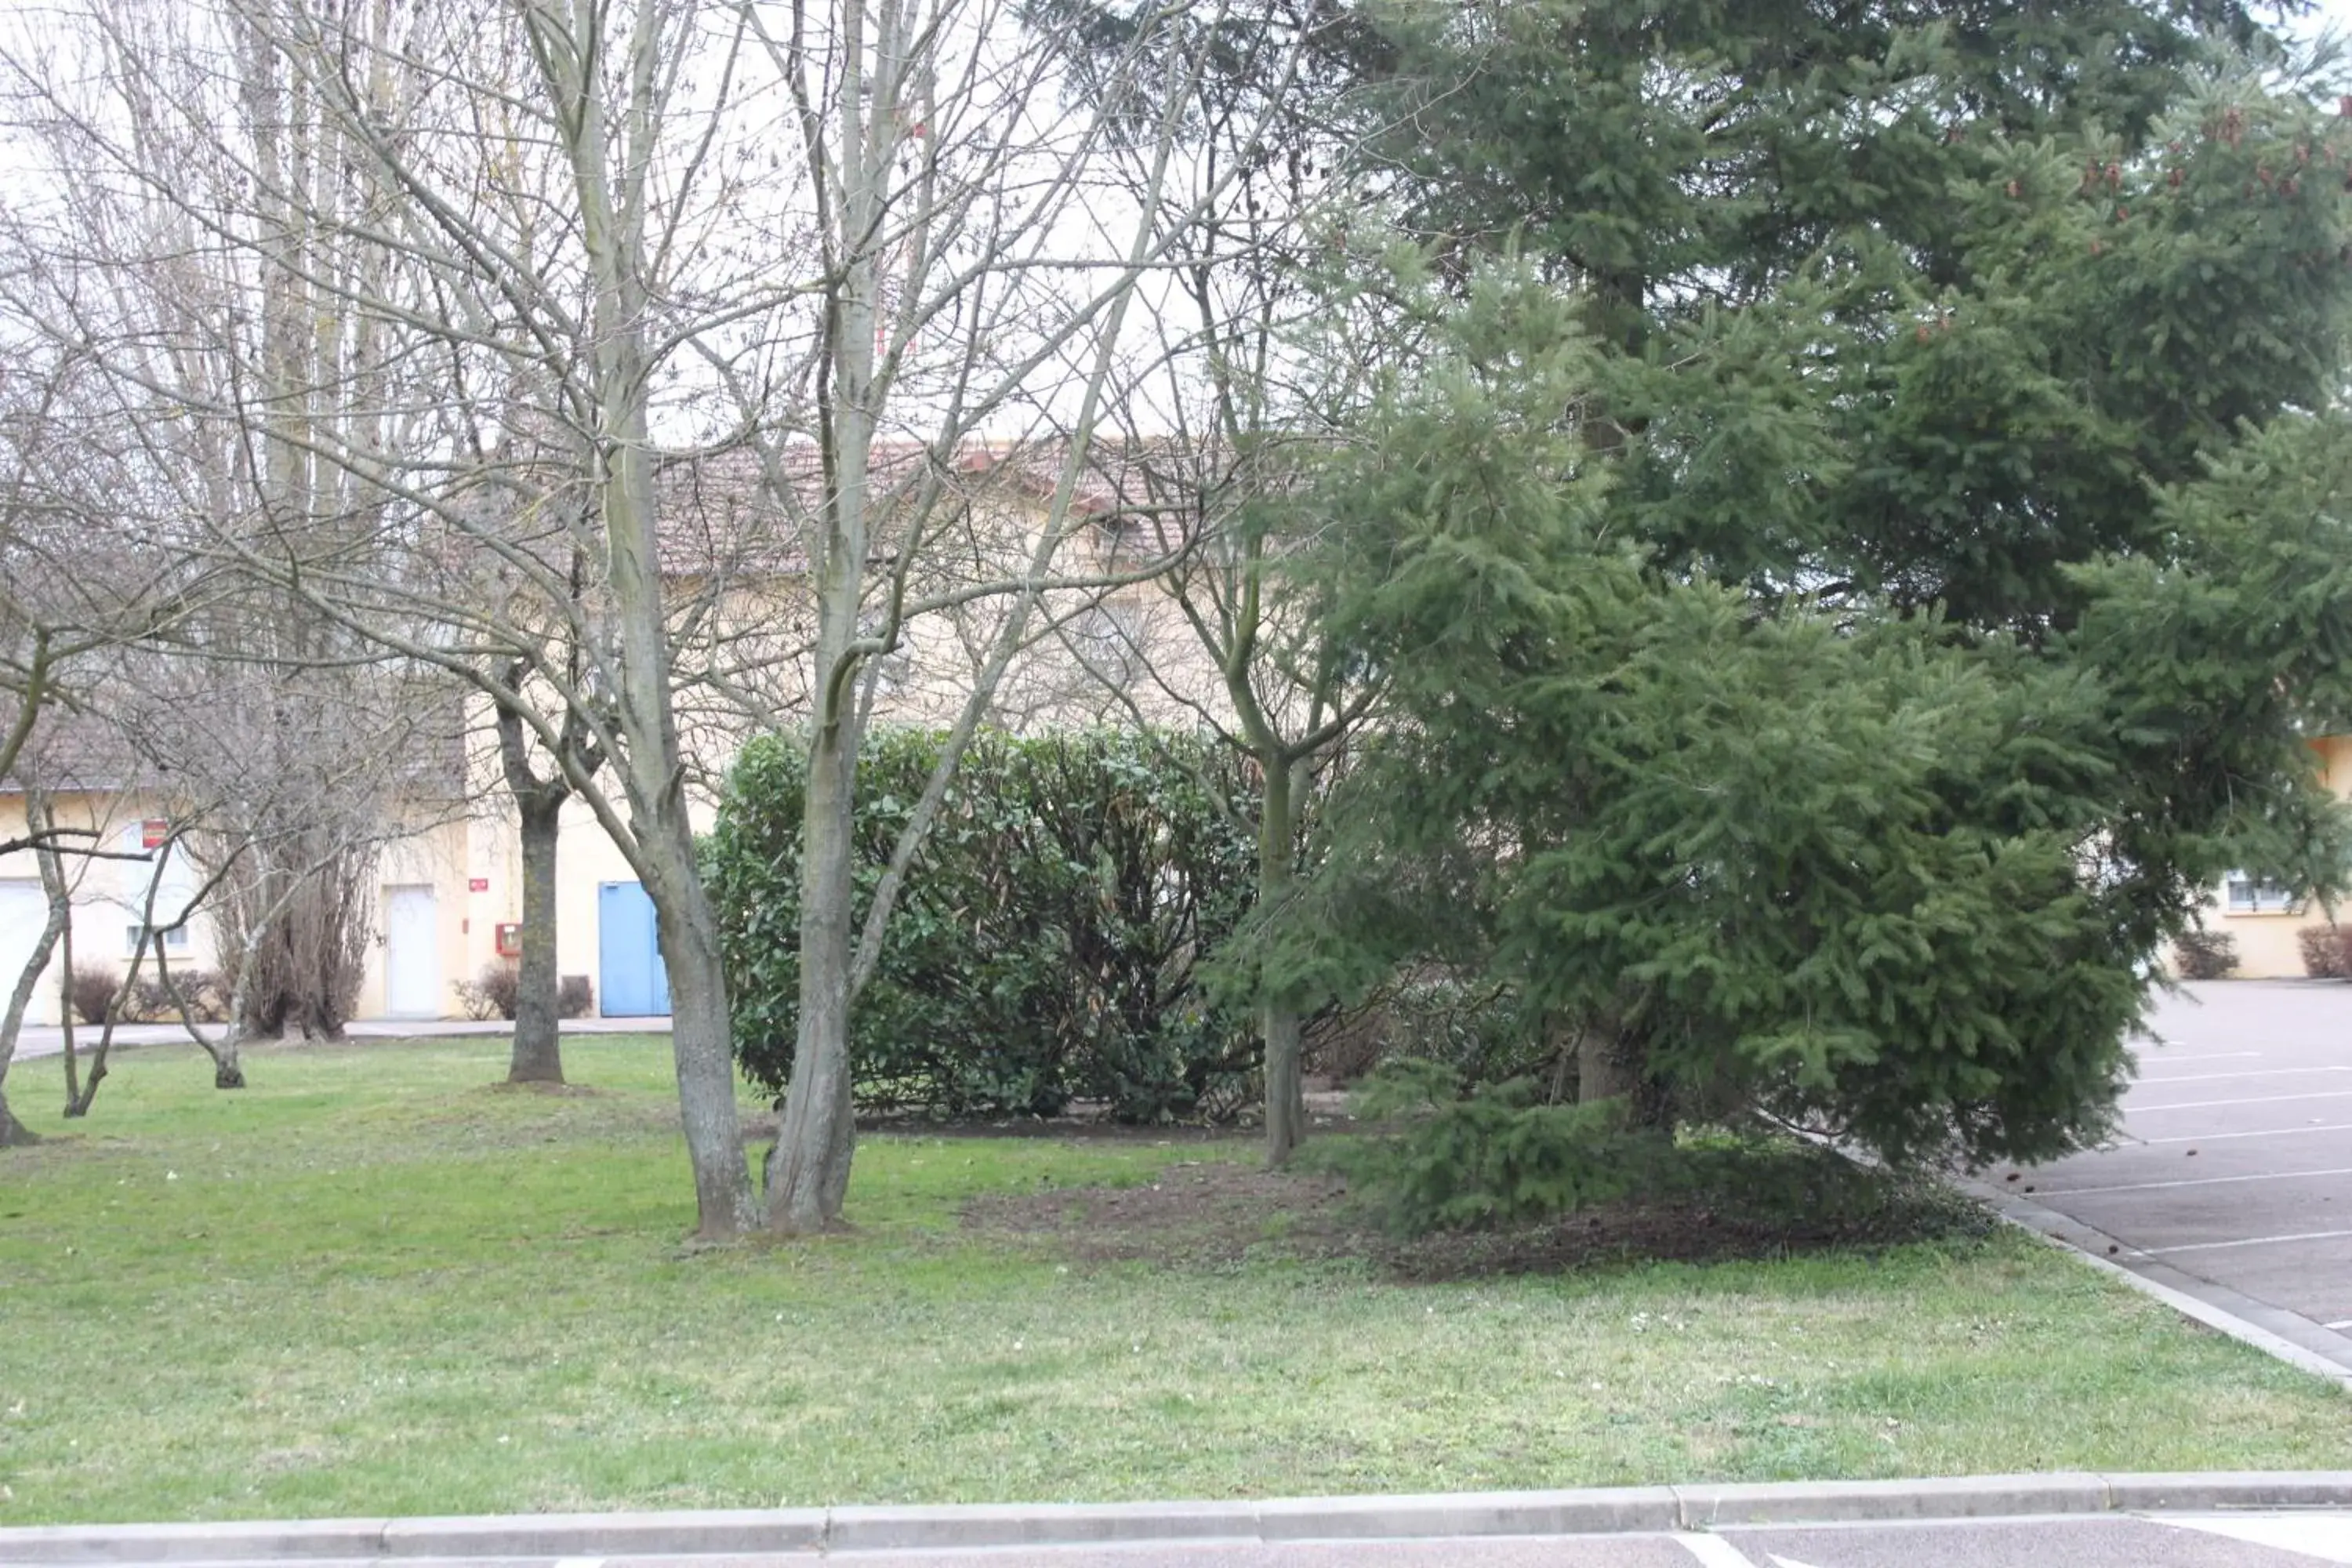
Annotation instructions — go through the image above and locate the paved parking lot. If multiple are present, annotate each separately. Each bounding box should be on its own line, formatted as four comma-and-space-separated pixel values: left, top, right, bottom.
2007, 982, 2352, 1373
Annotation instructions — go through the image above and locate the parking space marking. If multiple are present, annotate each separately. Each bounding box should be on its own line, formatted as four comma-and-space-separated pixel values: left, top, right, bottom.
2132, 1066, 2352, 1085
2144, 1226, 2352, 1256
2129, 1089, 2352, 1112
2031, 1165, 2352, 1196
2147, 1122, 2352, 1144
2328, 1319, 2352, 1330
2168, 1513, 2352, 1563
1675, 1537, 1763, 1567
2135, 1051, 2263, 1064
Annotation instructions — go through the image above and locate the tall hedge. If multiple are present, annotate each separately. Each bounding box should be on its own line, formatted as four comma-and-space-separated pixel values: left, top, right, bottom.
706, 726, 1263, 1122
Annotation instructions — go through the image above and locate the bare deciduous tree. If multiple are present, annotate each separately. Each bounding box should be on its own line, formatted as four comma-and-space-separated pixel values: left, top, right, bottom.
1, 0, 1323, 1235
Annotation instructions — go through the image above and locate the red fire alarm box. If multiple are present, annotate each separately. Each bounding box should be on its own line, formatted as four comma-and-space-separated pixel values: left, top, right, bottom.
495, 923, 524, 957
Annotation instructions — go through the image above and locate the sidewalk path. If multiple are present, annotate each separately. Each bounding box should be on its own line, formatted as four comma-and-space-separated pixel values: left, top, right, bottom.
10, 1480, 2352, 1568
7, 1014, 670, 1063
13, 1512, 2352, 1567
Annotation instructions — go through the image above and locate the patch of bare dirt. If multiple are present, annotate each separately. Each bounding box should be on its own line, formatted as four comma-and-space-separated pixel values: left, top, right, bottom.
482, 1080, 607, 1098
962, 1159, 1989, 1282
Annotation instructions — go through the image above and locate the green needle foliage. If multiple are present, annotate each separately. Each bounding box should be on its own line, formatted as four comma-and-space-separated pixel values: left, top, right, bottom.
1256, 2, 2352, 1211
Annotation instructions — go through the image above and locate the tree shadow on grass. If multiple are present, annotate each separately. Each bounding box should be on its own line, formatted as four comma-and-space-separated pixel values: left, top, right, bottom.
962, 1149, 1995, 1283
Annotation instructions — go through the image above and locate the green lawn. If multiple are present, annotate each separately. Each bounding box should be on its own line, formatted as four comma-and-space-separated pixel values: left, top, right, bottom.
0, 1035, 2345, 1526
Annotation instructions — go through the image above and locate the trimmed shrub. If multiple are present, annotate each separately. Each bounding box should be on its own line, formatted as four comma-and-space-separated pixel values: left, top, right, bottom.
67, 967, 119, 1026
707, 725, 1262, 1123
455, 964, 521, 1022
122, 971, 229, 1024
2173, 930, 2238, 981
459, 967, 593, 1022
2298, 924, 2350, 980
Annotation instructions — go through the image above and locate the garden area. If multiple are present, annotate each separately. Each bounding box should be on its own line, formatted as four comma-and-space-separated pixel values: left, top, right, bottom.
2, 1033, 2349, 1527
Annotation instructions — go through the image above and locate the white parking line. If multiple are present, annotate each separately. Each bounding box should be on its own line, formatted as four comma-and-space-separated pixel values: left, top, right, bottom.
2031, 1167, 2352, 1197
2129, 1089, 2352, 1112
2327, 1319, 2352, 1331
1675, 1536, 1765, 1567
2144, 1227, 2352, 1256
2169, 1514, 2352, 1563
2132, 1051, 2263, 1064
2134, 1066, 2352, 1086
2147, 1122, 2352, 1145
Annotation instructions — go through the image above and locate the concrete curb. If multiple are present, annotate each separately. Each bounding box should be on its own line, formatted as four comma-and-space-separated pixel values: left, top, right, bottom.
5, 1473, 2352, 1560
1965, 1178, 2352, 1391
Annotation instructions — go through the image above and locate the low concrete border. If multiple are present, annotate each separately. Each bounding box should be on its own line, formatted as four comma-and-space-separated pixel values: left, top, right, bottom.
5, 1474, 2351, 1561
1966, 1179, 2352, 1391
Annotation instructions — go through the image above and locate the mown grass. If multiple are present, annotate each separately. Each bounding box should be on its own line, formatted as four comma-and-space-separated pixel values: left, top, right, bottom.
0, 1034, 2347, 1526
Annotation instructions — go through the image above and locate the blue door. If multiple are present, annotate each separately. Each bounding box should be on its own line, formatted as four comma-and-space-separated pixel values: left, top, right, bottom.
598, 881, 671, 1016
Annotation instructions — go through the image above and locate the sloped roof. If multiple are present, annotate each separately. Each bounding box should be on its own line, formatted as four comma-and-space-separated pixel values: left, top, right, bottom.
649, 435, 1229, 579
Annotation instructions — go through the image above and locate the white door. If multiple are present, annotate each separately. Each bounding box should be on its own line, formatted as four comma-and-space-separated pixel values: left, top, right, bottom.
0, 880, 47, 1006
383, 885, 441, 1018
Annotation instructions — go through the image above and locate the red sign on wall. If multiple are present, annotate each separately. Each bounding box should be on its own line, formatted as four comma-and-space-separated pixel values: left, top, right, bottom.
140, 819, 169, 850
468, 877, 489, 893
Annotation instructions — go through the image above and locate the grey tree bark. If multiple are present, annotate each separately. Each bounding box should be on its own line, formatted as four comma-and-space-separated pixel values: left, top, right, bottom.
0, 789, 67, 1147
495, 652, 602, 1087
768, 718, 861, 1231
508, 789, 567, 1084
1258, 755, 1306, 1165
1577, 1024, 1639, 1107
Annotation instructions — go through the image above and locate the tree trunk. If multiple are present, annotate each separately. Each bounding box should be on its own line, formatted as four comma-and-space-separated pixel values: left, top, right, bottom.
658, 889, 753, 1236
56, 875, 78, 1113
507, 790, 565, 1084
1577, 1021, 1638, 1106
0, 800, 66, 1148
1263, 1000, 1305, 1165
1259, 756, 1305, 1167
0, 869, 65, 1142
767, 723, 859, 1232
639, 815, 756, 1239
153, 927, 245, 1090
0, 1090, 34, 1148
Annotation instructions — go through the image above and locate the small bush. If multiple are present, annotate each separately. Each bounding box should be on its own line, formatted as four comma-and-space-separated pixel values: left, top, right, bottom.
114, 970, 227, 1024
2173, 929, 2238, 981
455, 964, 520, 1022
2298, 925, 2350, 980
458, 967, 592, 1021
169, 968, 232, 1023
67, 967, 120, 1026
1321, 1058, 1994, 1240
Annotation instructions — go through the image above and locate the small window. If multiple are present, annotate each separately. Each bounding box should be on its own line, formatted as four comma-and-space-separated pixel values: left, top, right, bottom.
127, 924, 191, 956
2223, 874, 2296, 914
1073, 600, 1144, 685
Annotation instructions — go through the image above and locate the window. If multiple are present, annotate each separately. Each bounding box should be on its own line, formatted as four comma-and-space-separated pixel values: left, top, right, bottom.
1073, 600, 1144, 686
2224, 874, 2296, 914
127, 923, 192, 956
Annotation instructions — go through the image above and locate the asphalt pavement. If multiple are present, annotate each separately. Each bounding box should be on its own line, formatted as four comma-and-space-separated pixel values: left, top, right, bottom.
2003, 981, 2352, 1374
